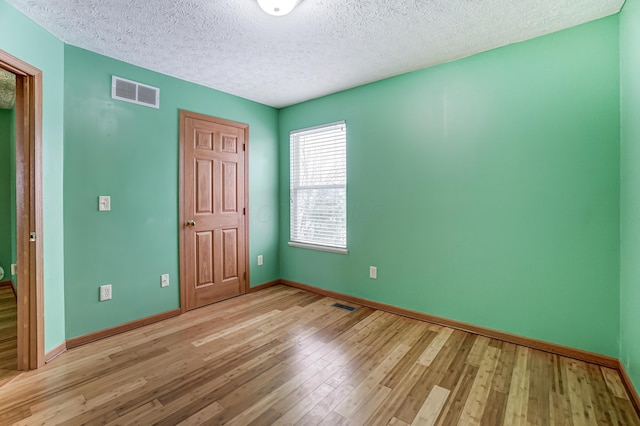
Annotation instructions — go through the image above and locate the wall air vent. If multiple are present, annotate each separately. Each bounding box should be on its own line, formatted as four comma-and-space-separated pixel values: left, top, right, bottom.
111, 76, 160, 109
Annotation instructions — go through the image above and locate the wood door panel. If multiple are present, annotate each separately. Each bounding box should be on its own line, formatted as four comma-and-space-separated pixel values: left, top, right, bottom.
222, 228, 238, 281
222, 134, 238, 153
195, 231, 214, 287
196, 159, 214, 214
196, 129, 214, 150
222, 161, 237, 212
181, 111, 247, 311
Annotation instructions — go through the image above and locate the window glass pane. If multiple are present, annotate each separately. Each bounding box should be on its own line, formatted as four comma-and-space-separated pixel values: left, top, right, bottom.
290, 122, 347, 249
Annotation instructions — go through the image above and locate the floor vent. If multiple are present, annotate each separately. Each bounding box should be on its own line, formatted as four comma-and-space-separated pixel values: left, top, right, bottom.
111, 76, 160, 108
332, 303, 356, 312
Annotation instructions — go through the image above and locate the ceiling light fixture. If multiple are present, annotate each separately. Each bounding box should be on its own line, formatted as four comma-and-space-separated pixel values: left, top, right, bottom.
257, 0, 300, 16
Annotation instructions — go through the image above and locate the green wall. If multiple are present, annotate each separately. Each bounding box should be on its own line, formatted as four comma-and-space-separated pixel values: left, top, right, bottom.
279, 17, 621, 357
0, 0, 66, 352
1, 105, 18, 289
0, 108, 11, 278
9, 104, 16, 287
0, 0, 632, 370
63, 46, 280, 338
620, 0, 640, 395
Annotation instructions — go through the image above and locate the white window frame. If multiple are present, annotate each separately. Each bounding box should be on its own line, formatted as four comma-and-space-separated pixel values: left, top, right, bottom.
289, 121, 348, 254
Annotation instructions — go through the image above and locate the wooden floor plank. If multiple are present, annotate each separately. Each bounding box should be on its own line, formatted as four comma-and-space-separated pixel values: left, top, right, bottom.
435, 363, 478, 426
502, 345, 531, 426
411, 385, 450, 426
346, 383, 392, 426
271, 382, 334, 425
0, 286, 16, 387
565, 358, 599, 426
394, 330, 469, 423
458, 345, 500, 424
335, 343, 410, 418
526, 350, 552, 425
0, 285, 636, 425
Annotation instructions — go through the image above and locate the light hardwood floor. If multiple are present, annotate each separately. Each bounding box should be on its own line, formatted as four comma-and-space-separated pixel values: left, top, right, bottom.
0, 285, 637, 425
0, 285, 18, 389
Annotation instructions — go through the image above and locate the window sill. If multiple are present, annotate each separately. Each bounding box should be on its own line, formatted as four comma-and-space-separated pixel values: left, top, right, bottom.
288, 241, 348, 255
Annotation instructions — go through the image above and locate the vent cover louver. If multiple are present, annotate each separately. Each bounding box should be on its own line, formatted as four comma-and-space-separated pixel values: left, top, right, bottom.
111, 76, 159, 108
332, 303, 356, 312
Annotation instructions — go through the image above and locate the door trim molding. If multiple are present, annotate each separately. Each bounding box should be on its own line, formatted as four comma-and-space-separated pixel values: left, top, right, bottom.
0, 49, 45, 370
178, 110, 250, 313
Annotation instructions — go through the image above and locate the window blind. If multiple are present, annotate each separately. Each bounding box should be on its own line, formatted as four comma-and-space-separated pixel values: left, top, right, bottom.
290, 121, 347, 250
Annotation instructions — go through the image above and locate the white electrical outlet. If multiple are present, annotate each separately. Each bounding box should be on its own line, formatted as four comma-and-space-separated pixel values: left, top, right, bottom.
100, 284, 112, 301
161, 274, 169, 287
369, 266, 377, 279
10, 264, 17, 275
257, 255, 263, 266
98, 195, 111, 211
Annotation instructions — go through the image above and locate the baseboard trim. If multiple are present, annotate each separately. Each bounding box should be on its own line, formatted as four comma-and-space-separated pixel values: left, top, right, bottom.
66, 309, 182, 350
44, 341, 67, 363
279, 279, 619, 369
618, 361, 640, 418
0, 280, 16, 299
248, 280, 280, 293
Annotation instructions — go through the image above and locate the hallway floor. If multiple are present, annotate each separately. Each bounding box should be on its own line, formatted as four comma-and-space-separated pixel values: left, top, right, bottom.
0, 284, 18, 388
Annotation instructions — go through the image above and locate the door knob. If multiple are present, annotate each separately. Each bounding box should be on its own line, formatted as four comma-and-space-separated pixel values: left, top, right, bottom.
186, 220, 196, 227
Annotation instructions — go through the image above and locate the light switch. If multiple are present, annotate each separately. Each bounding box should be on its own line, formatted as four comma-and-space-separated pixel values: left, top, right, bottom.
99, 196, 111, 211
369, 266, 377, 279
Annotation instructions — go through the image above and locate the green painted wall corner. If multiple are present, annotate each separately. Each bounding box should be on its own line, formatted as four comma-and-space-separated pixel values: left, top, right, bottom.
620, 0, 640, 397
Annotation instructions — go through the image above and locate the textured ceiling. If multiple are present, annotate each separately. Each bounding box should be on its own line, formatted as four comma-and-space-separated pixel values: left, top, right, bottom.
0, 68, 16, 110
5, 0, 624, 108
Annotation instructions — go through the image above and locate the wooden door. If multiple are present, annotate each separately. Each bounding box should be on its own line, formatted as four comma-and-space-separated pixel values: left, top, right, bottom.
179, 111, 248, 311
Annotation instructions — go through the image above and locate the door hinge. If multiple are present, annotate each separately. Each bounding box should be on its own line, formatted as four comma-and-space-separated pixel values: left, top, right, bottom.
29, 232, 36, 242
243, 272, 246, 281
243, 144, 246, 151
243, 208, 246, 215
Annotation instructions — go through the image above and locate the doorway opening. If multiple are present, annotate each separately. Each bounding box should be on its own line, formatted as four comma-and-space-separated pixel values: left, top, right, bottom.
0, 67, 18, 385
0, 50, 44, 371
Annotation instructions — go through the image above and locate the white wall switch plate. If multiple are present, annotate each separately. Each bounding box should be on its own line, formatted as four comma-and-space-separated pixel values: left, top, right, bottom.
100, 284, 112, 301
161, 274, 169, 287
369, 266, 377, 279
98, 195, 111, 211
10, 264, 17, 275
257, 255, 263, 266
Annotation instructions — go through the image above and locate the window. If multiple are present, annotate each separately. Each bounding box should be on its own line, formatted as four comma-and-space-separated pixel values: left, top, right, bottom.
289, 121, 347, 253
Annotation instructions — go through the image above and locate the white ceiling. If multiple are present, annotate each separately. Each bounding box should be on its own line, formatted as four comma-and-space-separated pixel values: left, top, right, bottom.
6, 0, 624, 108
